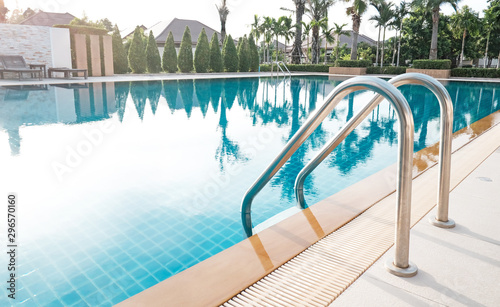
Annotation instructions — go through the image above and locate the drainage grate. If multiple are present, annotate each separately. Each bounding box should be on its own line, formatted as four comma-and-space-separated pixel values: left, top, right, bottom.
223, 196, 397, 307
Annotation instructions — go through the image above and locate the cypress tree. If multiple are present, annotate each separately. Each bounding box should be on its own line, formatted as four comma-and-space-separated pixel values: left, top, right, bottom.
238, 36, 250, 72
146, 31, 161, 73
194, 28, 210, 73
248, 33, 259, 72
128, 26, 147, 73
209, 33, 223, 72
112, 25, 128, 74
178, 26, 194, 73
222, 35, 238, 72
162, 31, 177, 73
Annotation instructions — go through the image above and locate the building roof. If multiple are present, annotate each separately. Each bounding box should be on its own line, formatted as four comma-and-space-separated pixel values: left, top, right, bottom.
147, 18, 221, 45
293, 30, 377, 51
121, 25, 147, 40
20, 11, 75, 27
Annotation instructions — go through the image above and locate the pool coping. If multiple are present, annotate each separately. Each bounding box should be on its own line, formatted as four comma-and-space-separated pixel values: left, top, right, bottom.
2, 71, 500, 87
116, 99, 500, 305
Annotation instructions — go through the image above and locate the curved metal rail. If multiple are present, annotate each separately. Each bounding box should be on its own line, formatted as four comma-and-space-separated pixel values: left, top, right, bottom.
240, 76, 417, 276
272, 61, 291, 77
295, 73, 455, 228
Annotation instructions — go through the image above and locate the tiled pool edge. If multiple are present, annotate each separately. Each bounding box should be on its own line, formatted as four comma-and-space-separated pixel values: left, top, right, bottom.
116, 108, 500, 306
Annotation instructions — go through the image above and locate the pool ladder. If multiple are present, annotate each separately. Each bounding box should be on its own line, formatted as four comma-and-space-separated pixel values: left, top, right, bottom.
271, 61, 291, 77
240, 73, 454, 277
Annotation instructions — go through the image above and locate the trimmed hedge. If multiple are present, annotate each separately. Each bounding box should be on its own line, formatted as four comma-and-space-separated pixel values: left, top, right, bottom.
367, 66, 407, 75
178, 26, 194, 73
259, 64, 333, 72
451, 68, 500, 78
412, 60, 451, 70
54, 24, 109, 36
128, 26, 146, 73
162, 32, 177, 73
146, 31, 161, 73
209, 33, 223, 72
194, 28, 210, 73
112, 27, 128, 74
222, 35, 238, 72
335, 60, 371, 68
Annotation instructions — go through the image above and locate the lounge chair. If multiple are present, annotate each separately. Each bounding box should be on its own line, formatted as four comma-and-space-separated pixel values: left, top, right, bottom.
48, 67, 88, 80
0, 55, 43, 81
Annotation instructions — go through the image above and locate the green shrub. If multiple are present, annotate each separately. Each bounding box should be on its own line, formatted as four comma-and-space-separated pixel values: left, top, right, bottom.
209, 33, 223, 72
128, 26, 147, 73
178, 26, 194, 73
238, 36, 250, 72
451, 68, 500, 78
194, 28, 210, 73
222, 35, 238, 72
367, 66, 407, 75
162, 32, 177, 73
259, 64, 333, 72
412, 60, 451, 69
335, 60, 371, 68
248, 33, 259, 72
146, 31, 161, 73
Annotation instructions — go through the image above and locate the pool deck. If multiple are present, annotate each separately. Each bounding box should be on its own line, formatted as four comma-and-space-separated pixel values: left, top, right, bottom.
1, 72, 500, 87
331, 145, 500, 307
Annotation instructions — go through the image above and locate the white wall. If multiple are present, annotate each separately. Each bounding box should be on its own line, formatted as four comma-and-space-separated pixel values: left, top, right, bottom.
50, 27, 72, 68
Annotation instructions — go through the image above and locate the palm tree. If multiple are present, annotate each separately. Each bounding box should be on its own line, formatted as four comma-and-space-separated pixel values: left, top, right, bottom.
301, 21, 313, 63
306, 0, 335, 64
369, 0, 383, 66
321, 21, 336, 64
280, 16, 295, 63
216, 0, 229, 44
291, 0, 306, 64
345, 0, 369, 60
261, 16, 273, 63
250, 14, 261, 42
395, 1, 409, 66
370, 0, 393, 67
332, 23, 350, 61
451, 6, 479, 67
413, 0, 459, 60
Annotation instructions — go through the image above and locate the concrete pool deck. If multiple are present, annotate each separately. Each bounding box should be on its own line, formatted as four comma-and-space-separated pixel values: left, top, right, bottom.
331, 145, 500, 307
1, 71, 500, 87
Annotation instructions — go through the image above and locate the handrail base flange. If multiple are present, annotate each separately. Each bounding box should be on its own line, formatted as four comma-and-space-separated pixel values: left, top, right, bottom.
385, 259, 418, 278
429, 216, 456, 228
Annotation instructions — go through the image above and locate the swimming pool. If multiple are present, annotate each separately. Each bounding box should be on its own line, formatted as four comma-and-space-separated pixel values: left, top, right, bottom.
0, 76, 499, 306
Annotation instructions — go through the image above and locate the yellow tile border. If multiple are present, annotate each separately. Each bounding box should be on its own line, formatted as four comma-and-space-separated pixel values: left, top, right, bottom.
117, 109, 500, 307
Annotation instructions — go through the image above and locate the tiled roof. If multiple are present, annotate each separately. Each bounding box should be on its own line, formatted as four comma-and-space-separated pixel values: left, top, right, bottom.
147, 18, 221, 44
20, 11, 75, 27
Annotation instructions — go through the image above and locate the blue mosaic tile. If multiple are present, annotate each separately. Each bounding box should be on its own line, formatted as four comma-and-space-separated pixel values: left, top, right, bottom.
125, 283, 144, 297
61, 291, 83, 305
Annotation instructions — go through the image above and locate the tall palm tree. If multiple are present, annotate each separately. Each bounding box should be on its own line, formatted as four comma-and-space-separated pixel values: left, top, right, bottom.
395, 1, 409, 66
306, 0, 335, 64
332, 23, 350, 61
451, 6, 479, 67
345, 0, 369, 60
321, 21, 335, 64
370, 0, 393, 67
216, 0, 229, 44
301, 21, 313, 63
280, 16, 295, 62
369, 0, 383, 66
250, 14, 261, 43
261, 16, 273, 63
291, 0, 306, 63
413, 0, 459, 60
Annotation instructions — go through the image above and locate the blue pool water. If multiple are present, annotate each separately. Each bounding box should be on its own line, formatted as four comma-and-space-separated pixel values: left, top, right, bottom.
0, 76, 499, 306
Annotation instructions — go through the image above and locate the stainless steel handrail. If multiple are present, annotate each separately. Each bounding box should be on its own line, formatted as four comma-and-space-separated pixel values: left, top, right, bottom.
272, 61, 291, 77
240, 76, 417, 276
295, 73, 455, 229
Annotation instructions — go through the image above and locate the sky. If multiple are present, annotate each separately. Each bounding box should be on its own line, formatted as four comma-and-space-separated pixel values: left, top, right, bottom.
5, 0, 489, 40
